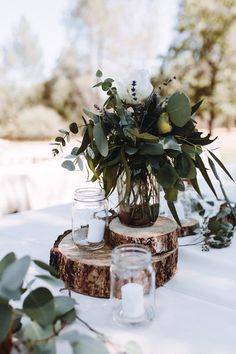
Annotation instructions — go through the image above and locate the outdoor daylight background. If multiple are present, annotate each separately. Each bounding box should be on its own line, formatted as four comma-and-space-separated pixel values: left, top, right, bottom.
0, 0, 236, 216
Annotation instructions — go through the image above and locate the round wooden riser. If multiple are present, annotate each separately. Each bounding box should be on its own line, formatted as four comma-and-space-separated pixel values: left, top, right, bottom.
108, 216, 178, 254
50, 230, 178, 298
178, 218, 199, 237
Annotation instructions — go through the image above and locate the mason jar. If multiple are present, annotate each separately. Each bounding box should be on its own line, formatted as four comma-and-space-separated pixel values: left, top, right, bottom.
72, 187, 108, 250
110, 244, 155, 325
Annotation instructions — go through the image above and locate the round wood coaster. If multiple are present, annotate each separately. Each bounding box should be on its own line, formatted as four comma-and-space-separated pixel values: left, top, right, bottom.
50, 230, 178, 298
108, 216, 178, 254
178, 218, 199, 237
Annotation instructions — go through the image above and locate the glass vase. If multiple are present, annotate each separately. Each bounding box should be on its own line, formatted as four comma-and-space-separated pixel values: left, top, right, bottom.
117, 167, 160, 227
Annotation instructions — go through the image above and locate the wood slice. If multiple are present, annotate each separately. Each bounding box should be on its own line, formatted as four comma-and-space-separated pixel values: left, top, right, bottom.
177, 218, 199, 237
108, 216, 178, 255
50, 230, 178, 298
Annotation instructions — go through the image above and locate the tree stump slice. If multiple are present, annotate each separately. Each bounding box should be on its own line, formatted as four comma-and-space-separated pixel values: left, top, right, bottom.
178, 218, 199, 237
50, 229, 178, 298
108, 216, 178, 254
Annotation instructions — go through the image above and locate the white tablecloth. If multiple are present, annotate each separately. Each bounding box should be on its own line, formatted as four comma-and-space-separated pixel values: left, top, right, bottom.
0, 204, 236, 354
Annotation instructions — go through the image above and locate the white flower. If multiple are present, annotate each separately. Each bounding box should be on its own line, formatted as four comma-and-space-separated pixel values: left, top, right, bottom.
116, 69, 153, 105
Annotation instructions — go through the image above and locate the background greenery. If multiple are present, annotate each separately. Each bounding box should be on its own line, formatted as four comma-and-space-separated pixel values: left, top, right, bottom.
0, 0, 235, 140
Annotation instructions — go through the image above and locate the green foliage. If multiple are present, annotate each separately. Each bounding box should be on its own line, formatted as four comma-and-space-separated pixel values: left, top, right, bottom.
71, 335, 109, 354
53, 72, 232, 225
0, 303, 12, 342
158, 0, 236, 132
23, 288, 55, 326
195, 202, 236, 249
167, 91, 191, 127
93, 119, 109, 157
0, 253, 110, 354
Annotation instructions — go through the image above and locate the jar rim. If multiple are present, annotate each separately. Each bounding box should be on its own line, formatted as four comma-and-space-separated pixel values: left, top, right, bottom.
112, 244, 151, 266
74, 187, 106, 202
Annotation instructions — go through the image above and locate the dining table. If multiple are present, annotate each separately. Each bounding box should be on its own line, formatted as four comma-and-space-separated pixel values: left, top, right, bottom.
0, 199, 236, 354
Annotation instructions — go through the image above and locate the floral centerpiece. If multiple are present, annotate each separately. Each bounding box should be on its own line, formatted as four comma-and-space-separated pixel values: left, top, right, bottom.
52, 69, 233, 227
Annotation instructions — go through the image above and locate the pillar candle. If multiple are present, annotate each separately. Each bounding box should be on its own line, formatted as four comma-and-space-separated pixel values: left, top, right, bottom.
121, 283, 145, 318
87, 219, 105, 243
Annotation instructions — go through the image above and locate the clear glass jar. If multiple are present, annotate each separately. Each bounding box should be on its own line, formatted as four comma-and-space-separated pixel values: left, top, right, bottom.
72, 187, 108, 250
110, 244, 155, 325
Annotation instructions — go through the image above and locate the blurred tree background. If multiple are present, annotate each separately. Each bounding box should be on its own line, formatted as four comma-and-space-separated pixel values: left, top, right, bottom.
154, 0, 236, 133
0, 0, 235, 140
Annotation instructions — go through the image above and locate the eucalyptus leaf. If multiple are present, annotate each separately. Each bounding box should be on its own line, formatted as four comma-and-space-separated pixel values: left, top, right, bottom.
0, 252, 16, 277
93, 119, 108, 157
33, 260, 58, 277
69, 122, 79, 134
58, 129, 69, 134
55, 137, 66, 146
93, 82, 103, 88
53, 296, 76, 319
61, 160, 75, 171
35, 275, 64, 287
59, 308, 77, 324
96, 69, 103, 78
0, 286, 21, 301
175, 153, 196, 179
60, 330, 80, 342
162, 136, 181, 152
0, 303, 12, 342
83, 108, 99, 123
76, 156, 84, 170
181, 144, 196, 159
71, 147, 80, 156
1, 255, 31, 292
52, 148, 59, 155
167, 91, 191, 127
22, 321, 54, 345
139, 142, 164, 155
127, 128, 158, 142
125, 340, 143, 354
102, 80, 112, 91
157, 164, 179, 188
125, 146, 139, 155
71, 335, 109, 354
23, 287, 55, 326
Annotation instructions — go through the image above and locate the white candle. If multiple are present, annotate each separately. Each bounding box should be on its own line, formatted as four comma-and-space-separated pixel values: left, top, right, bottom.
121, 283, 145, 318
87, 219, 105, 243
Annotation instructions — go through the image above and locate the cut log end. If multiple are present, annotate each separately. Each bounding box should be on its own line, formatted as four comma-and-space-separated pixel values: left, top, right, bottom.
178, 218, 199, 237
50, 229, 178, 298
108, 216, 178, 254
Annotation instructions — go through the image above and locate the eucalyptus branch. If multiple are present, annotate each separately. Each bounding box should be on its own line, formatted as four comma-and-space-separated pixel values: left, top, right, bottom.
76, 315, 106, 339
23, 322, 67, 351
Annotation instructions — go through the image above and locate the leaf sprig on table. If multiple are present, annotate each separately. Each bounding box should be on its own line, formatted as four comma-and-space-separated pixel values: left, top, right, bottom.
205, 203, 236, 249
193, 202, 236, 250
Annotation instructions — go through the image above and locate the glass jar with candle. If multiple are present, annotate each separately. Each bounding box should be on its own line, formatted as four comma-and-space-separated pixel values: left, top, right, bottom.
110, 244, 155, 325
72, 187, 108, 250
